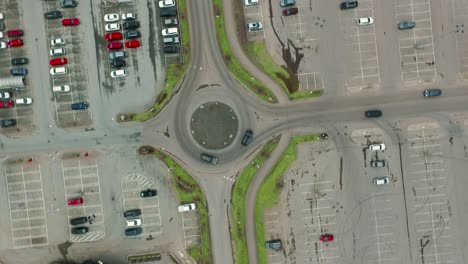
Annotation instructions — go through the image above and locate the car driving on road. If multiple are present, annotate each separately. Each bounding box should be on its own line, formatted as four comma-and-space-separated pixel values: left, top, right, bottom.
200, 153, 218, 164
365, 110, 382, 118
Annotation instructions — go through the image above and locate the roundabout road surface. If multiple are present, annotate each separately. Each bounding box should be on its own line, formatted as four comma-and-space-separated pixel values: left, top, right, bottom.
140, 0, 468, 263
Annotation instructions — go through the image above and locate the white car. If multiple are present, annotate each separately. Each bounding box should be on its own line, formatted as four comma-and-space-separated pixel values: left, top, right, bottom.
110, 69, 127, 78
15, 97, 32, 105
0, 31, 3, 39
244, 0, 259, 5
369, 143, 385, 151
50, 48, 65, 56
52, 85, 70, 92
0, 41, 6, 49
159, 0, 175, 8
161, 27, 178, 36
0, 13, 4, 20
178, 203, 196, 212
51, 38, 65, 46
126, 218, 142, 227
121, 13, 137, 21
104, 13, 119, 22
357, 17, 373, 26
50, 67, 68, 75
247, 22, 263, 31
373, 176, 389, 185
105, 23, 121, 32
0, 91, 11, 99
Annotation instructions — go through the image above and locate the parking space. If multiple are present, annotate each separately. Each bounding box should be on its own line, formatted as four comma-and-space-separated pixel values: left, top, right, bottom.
340, 0, 380, 92
43, 1, 93, 128
452, 0, 468, 78
121, 174, 162, 235
0, 0, 35, 134
62, 157, 105, 242
158, 4, 183, 65
296, 72, 324, 91
395, 0, 436, 84
180, 209, 201, 247
263, 209, 284, 264
4, 160, 48, 249
401, 121, 454, 264
244, 4, 265, 41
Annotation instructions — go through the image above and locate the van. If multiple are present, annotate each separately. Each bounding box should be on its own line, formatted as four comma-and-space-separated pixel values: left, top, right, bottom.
163, 36, 179, 45
50, 48, 65, 56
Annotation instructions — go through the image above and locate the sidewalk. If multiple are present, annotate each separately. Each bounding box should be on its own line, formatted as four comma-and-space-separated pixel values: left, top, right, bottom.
221, 0, 289, 104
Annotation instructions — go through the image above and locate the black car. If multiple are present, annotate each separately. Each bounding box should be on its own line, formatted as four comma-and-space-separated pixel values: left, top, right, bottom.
1, 119, 16, 128
123, 20, 140, 30
61, 0, 77, 8
10, 68, 28, 76
423, 89, 442, 97
124, 209, 142, 218
340, 1, 358, 9
71, 102, 89, 110
365, 110, 382, 118
163, 45, 179, 54
124, 30, 141, 39
71, 226, 88, 235
70, 216, 88, 226
125, 227, 142, 236
45, 10, 63, 19
140, 189, 157, 198
11, 57, 28, 65
241, 129, 253, 146
160, 7, 177, 17
111, 59, 126, 68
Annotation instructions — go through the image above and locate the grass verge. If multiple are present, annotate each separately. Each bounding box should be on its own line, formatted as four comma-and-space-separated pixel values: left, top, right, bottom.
254, 134, 321, 263
140, 146, 212, 263
122, 0, 190, 122
230, 136, 281, 264
212, 0, 278, 103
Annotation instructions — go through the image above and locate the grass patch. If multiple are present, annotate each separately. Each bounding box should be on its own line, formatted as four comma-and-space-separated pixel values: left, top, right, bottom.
211, 0, 278, 103
231, 136, 281, 264
127, 0, 191, 121
149, 148, 212, 263
254, 134, 321, 263
245, 40, 324, 100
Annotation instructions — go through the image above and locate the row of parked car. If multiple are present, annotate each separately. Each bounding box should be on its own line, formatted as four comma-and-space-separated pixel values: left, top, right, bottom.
159, 0, 181, 54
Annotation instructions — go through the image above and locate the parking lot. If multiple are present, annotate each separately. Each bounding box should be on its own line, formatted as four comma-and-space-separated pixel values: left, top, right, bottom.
62, 156, 105, 242
43, 0, 93, 128
180, 208, 201, 247
121, 174, 162, 235
244, 4, 265, 42
395, 0, 436, 85
0, 0, 35, 135
401, 121, 454, 264
452, 0, 468, 78
340, 0, 380, 92
4, 159, 48, 249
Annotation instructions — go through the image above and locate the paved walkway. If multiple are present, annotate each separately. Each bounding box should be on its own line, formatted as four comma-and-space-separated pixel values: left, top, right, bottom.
221, 0, 289, 104
244, 132, 291, 264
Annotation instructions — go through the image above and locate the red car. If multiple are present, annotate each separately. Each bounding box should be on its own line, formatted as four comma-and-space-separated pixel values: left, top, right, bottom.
107, 42, 123, 50
282, 7, 298, 16
105, 32, 122, 41
320, 234, 334, 242
50, 58, 68, 66
6, 30, 24, 37
0, 101, 14, 108
7, 39, 23, 47
125, 40, 140, 49
62, 18, 80, 26
67, 197, 83, 206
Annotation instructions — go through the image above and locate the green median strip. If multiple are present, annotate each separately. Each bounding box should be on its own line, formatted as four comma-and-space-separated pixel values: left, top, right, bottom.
138, 146, 212, 264
255, 134, 321, 263
119, 0, 191, 122
230, 136, 281, 264
212, 0, 278, 103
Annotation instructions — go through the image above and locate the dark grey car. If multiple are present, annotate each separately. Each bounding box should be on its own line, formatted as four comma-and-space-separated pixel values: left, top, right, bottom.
124, 30, 141, 39
109, 51, 127, 60
124, 209, 141, 219
241, 129, 253, 146
200, 153, 218, 165
123, 20, 140, 30
125, 227, 142, 236
45, 10, 63, 19
11, 57, 28, 65
70, 216, 88, 226
61, 0, 77, 8
71, 226, 88, 234
1, 119, 16, 128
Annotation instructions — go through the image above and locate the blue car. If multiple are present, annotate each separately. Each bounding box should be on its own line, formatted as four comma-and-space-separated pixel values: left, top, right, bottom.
340, 1, 358, 10
423, 89, 441, 97
398, 21, 416, 30
71, 101, 89, 110
280, 0, 295, 7
10, 68, 28, 76
125, 227, 142, 236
